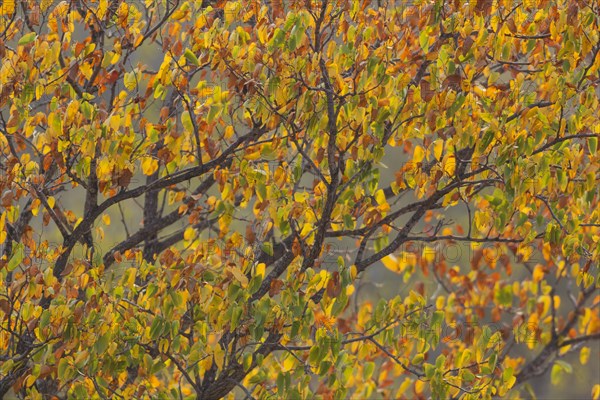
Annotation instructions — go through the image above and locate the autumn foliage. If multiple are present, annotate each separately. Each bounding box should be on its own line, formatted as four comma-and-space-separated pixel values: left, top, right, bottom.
1, 0, 599, 398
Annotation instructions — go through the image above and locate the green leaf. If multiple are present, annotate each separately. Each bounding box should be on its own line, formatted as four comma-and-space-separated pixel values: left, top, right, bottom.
73, 383, 87, 398
230, 306, 242, 331
318, 360, 332, 376
18, 32, 37, 45
124, 71, 137, 91
551, 363, 562, 385
419, 30, 430, 52
435, 354, 446, 369
7, 243, 24, 272
431, 311, 444, 328
261, 241, 273, 257
243, 353, 253, 372
462, 370, 475, 382
271, 29, 286, 49
424, 363, 435, 378
503, 367, 514, 382
309, 345, 321, 363
555, 360, 572, 374
39, 310, 51, 329
181, 110, 193, 132
363, 362, 375, 380
256, 182, 267, 201
331, 291, 348, 316
184, 49, 199, 66
277, 372, 285, 393
207, 104, 221, 123
154, 83, 165, 99
80, 101, 94, 119
57, 358, 70, 380
412, 353, 424, 365
95, 332, 111, 354
150, 317, 164, 340
588, 137, 598, 154
488, 353, 498, 372
150, 360, 166, 374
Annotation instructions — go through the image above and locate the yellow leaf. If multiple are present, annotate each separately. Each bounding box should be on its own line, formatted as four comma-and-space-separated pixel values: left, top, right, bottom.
25, 374, 37, 388
97, 159, 112, 177
592, 384, 600, 400
374, 189, 386, 206
533, 265, 544, 283
255, 263, 266, 278
415, 380, 425, 394
141, 157, 159, 175
31, 199, 41, 216
538, 295, 550, 316
350, 265, 357, 280
125, 268, 136, 287
102, 214, 111, 226
110, 114, 121, 131
257, 26, 268, 44
149, 375, 160, 388
229, 266, 248, 287
47, 196, 55, 209
396, 379, 412, 397
0, 213, 6, 244
436, 296, 445, 310
0, 0, 15, 15
36, 84, 45, 101
422, 246, 436, 263
124, 71, 137, 90
96, 0, 108, 20
413, 145, 425, 163
224, 2, 241, 24
300, 222, 312, 238
294, 192, 307, 202
382, 254, 399, 272
184, 227, 196, 241
157, 53, 172, 84
443, 153, 456, 176
553, 295, 560, 311
225, 125, 234, 139
66, 100, 80, 122
433, 139, 443, 161
399, 252, 417, 270
346, 284, 355, 296
580, 347, 590, 365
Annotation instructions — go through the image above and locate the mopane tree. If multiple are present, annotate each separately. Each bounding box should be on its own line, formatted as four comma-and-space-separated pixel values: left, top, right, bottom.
1, 0, 599, 398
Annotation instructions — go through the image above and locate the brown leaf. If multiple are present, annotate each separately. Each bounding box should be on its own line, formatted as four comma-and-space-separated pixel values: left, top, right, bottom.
567, 3, 578, 25
245, 224, 256, 245
462, 36, 474, 56
173, 40, 183, 57
292, 238, 302, 257
415, 281, 425, 295
326, 272, 341, 298
420, 80, 434, 102
0, 299, 10, 316
1, 190, 14, 207
60, 263, 73, 277
506, 18, 517, 34
474, 0, 492, 15
117, 168, 133, 187
39, 365, 53, 379
443, 74, 462, 91
269, 279, 284, 297
74, 42, 85, 57
159, 106, 170, 121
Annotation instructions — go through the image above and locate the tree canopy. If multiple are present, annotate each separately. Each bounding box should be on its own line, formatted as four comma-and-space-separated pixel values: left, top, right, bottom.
0, 0, 599, 398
